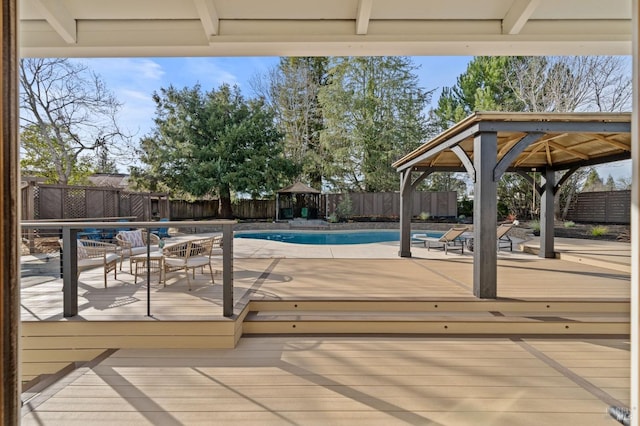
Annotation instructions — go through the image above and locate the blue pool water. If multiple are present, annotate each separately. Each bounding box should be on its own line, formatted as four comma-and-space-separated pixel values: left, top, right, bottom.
235, 230, 444, 245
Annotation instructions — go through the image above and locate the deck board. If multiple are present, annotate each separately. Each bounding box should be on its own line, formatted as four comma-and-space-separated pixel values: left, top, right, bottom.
22, 336, 630, 426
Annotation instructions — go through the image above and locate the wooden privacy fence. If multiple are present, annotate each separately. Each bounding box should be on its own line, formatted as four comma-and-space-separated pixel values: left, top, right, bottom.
169, 199, 276, 220
565, 190, 630, 224
21, 182, 169, 221
325, 191, 457, 218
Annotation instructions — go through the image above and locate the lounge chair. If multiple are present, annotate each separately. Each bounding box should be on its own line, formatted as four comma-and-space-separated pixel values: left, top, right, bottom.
415, 226, 469, 254
459, 224, 515, 252
497, 223, 514, 251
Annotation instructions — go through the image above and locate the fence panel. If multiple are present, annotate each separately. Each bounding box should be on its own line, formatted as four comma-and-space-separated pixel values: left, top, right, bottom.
37, 187, 63, 219
325, 191, 457, 219
23, 183, 164, 221
566, 190, 630, 224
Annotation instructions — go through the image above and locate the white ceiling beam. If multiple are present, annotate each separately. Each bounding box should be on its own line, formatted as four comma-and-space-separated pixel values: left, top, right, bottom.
193, 0, 219, 39
502, 0, 540, 35
356, 0, 373, 35
32, 0, 76, 44
19, 19, 631, 58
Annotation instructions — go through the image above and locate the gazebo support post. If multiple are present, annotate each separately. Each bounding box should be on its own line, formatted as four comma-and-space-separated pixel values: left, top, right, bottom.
539, 168, 556, 258
399, 169, 413, 257
473, 132, 498, 298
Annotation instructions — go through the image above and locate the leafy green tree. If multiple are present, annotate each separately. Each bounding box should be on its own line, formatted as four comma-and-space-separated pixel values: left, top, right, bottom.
319, 56, 432, 192
582, 168, 604, 192
429, 57, 523, 205
19, 58, 129, 184
20, 124, 94, 184
430, 56, 524, 131
130, 84, 296, 218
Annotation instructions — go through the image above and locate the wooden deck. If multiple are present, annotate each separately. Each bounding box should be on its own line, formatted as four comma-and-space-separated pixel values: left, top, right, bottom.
22, 336, 630, 426
19, 238, 631, 424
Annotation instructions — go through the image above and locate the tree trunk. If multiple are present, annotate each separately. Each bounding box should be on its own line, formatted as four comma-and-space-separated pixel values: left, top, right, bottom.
218, 185, 233, 218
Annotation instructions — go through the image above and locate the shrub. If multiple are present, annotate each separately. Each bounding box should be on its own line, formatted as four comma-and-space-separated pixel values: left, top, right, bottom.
590, 225, 609, 237
418, 211, 430, 221
563, 221, 575, 228
327, 213, 338, 223
335, 196, 353, 221
529, 220, 540, 231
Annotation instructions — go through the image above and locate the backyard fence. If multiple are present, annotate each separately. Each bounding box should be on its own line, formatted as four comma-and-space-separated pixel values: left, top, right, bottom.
565, 190, 630, 224
21, 182, 460, 222
21, 181, 169, 221
324, 191, 457, 219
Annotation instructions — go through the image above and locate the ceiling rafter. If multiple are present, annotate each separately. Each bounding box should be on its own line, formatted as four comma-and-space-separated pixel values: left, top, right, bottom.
502, 0, 540, 35
545, 142, 553, 165
356, 0, 374, 35
193, 0, 220, 40
32, 0, 76, 44
498, 133, 526, 156
589, 133, 631, 151
515, 142, 546, 166
547, 140, 590, 160
429, 151, 446, 167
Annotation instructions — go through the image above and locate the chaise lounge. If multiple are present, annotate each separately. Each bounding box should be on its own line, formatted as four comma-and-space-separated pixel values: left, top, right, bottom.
414, 226, 469, 254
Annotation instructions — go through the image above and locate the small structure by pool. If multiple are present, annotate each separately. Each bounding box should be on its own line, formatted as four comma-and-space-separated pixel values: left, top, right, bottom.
275, 182, 322, 221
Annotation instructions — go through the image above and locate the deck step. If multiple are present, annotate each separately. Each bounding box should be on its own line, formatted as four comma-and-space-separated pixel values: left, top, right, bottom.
242, 300, 629, 336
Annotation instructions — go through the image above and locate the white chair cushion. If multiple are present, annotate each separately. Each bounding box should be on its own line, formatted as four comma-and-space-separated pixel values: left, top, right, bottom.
119, 230, 145, 247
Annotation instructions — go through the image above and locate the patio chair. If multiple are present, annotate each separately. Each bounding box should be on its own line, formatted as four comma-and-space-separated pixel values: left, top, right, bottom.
59, 239, 119, 288
415, 226, 468, 254
497, 223, 514, 251
115, 229, 160, 272
163, 236, 217, 291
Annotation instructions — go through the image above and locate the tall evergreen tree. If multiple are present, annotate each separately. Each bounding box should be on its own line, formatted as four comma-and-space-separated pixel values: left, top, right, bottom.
269, 57, 328, 190
130, 84, 296, 218
319, 56, 432, 192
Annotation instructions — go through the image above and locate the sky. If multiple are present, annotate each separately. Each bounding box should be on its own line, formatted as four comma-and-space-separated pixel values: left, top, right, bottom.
81, 56, 631, 181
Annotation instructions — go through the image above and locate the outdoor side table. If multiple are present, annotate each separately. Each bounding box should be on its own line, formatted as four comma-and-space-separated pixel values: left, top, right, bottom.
131, 251, 164, 284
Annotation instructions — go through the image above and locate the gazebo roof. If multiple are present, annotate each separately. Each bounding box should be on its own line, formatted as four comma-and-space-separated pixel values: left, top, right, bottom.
393, 112, 631, 173
277, 182, 321, 194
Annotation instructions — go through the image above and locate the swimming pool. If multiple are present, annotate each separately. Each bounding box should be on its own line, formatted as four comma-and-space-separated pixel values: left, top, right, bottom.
234, 230, 444, 245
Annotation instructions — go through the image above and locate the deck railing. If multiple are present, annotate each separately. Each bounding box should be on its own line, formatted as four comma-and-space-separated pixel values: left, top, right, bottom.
20, 219, 236, 318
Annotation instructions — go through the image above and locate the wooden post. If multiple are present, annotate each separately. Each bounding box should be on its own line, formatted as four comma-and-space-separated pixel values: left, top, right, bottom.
398, 169, 413, 258
539, 168, 556, 258
473, 132, 497, 298
222, 223, 234, 317
62, 227, 79, 317
0, 0, 20, 422
630, 0, 639, 419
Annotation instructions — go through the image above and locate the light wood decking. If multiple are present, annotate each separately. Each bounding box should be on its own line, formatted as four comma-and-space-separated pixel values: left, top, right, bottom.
22, 336, 630, 426
20, 239, 632, 424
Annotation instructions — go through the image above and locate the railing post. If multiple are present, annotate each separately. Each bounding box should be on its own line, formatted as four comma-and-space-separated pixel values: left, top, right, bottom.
222, 223, 234, 317
61, 227, 79, 317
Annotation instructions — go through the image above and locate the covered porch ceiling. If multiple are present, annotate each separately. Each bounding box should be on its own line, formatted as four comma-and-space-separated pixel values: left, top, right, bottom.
393, 112, 632, 175
19, 0, 632, 57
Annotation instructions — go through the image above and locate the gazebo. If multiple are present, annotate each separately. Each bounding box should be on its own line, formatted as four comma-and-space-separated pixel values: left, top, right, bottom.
393, 112, 631, 299
275, 182, 322, 221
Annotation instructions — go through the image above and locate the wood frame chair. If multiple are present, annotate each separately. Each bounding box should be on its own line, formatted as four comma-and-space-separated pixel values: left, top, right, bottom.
115, 229, 160, 272
162, 236, 218, 291
60, 239, 119, 288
